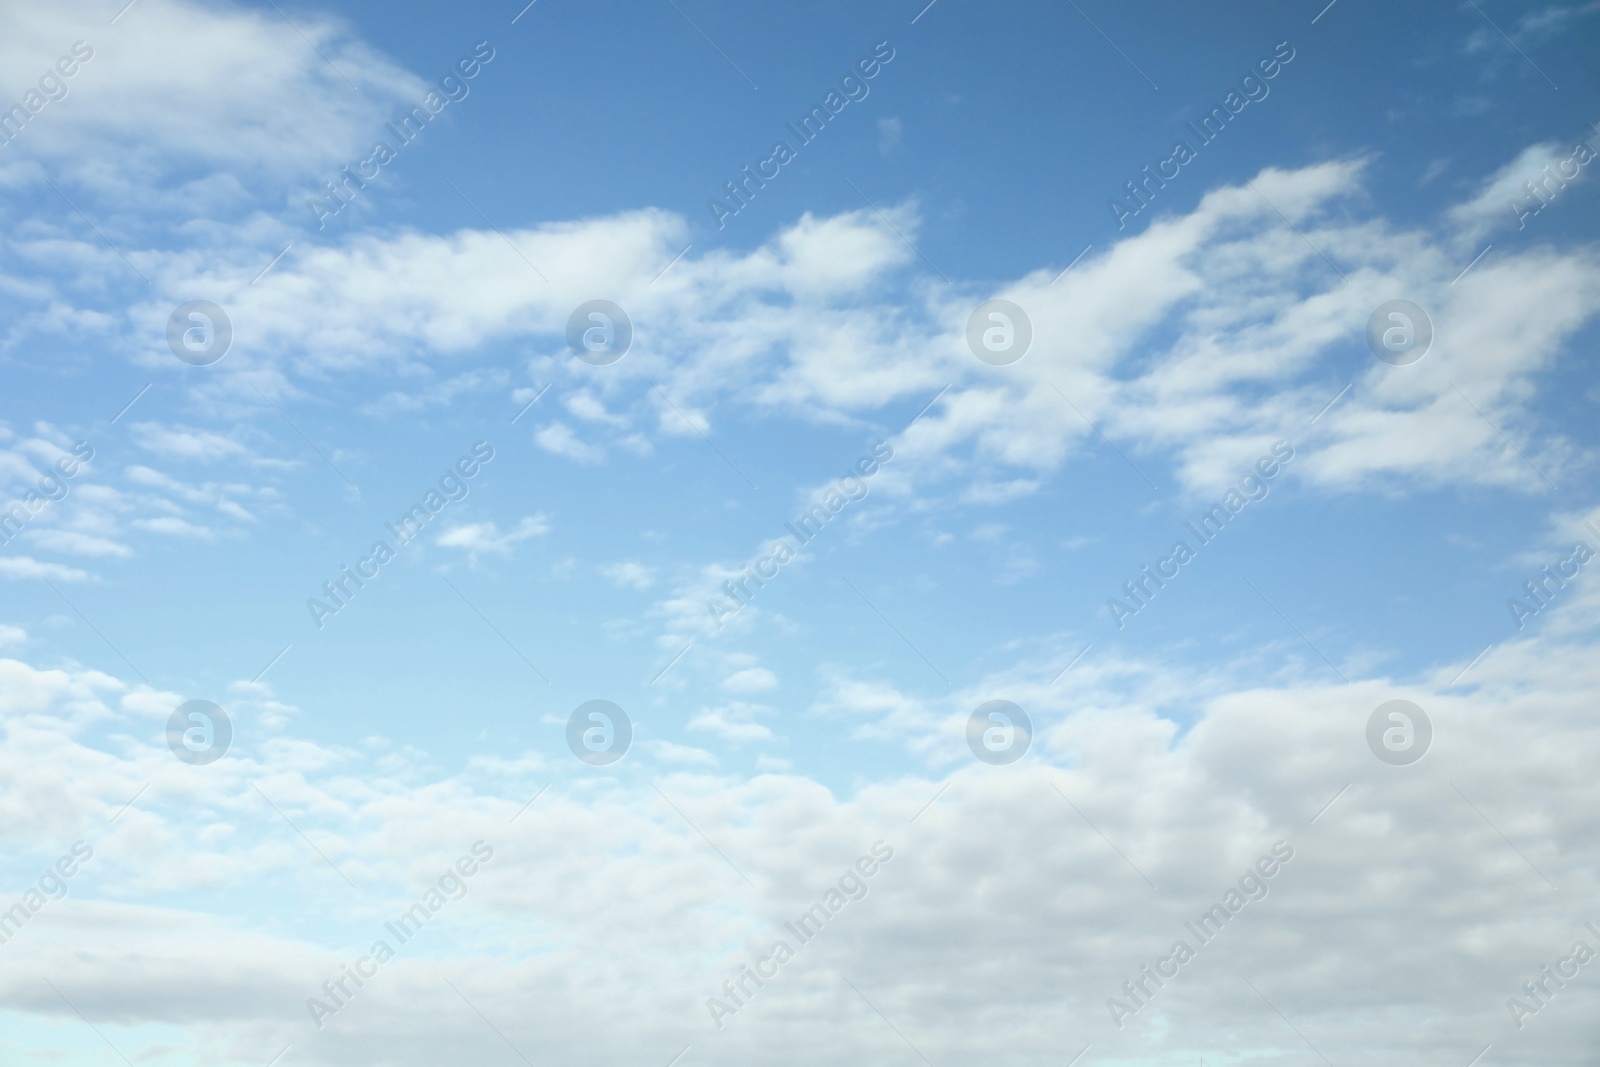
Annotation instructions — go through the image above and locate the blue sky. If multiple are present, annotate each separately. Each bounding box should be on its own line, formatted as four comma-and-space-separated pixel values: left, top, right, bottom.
2, 1, 1600, 1065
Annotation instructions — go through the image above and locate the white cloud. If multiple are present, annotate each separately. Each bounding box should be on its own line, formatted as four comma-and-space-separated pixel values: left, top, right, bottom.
687, 701, 775, 742
90, 152, 1590, 517
1461, 1, 1600, 62
645, 739, 719, 766
127, 423, 247, 462
1446, 140, 1585, 241
771, 208, 912, 298
565, 391, 627, 426
599, 562, 656, 590
534, 423, 604, 465
0, 555, 90, 581
132, 516, 214, 539
877, 116, 903, 156
24, 529, 131, 557
435, 516, 550, 556
0, 0, 427, 187
0, 605, 1594, 1063
723, 667, 777, 693
122, 464, 274, 519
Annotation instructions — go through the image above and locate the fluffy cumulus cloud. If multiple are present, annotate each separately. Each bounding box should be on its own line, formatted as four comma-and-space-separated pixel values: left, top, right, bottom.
0, 0, 425, 188
37, 155, 1588, 518
436, 515, 550, 557
5, 13, 1595, 515
2, 575, 1599, 1066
